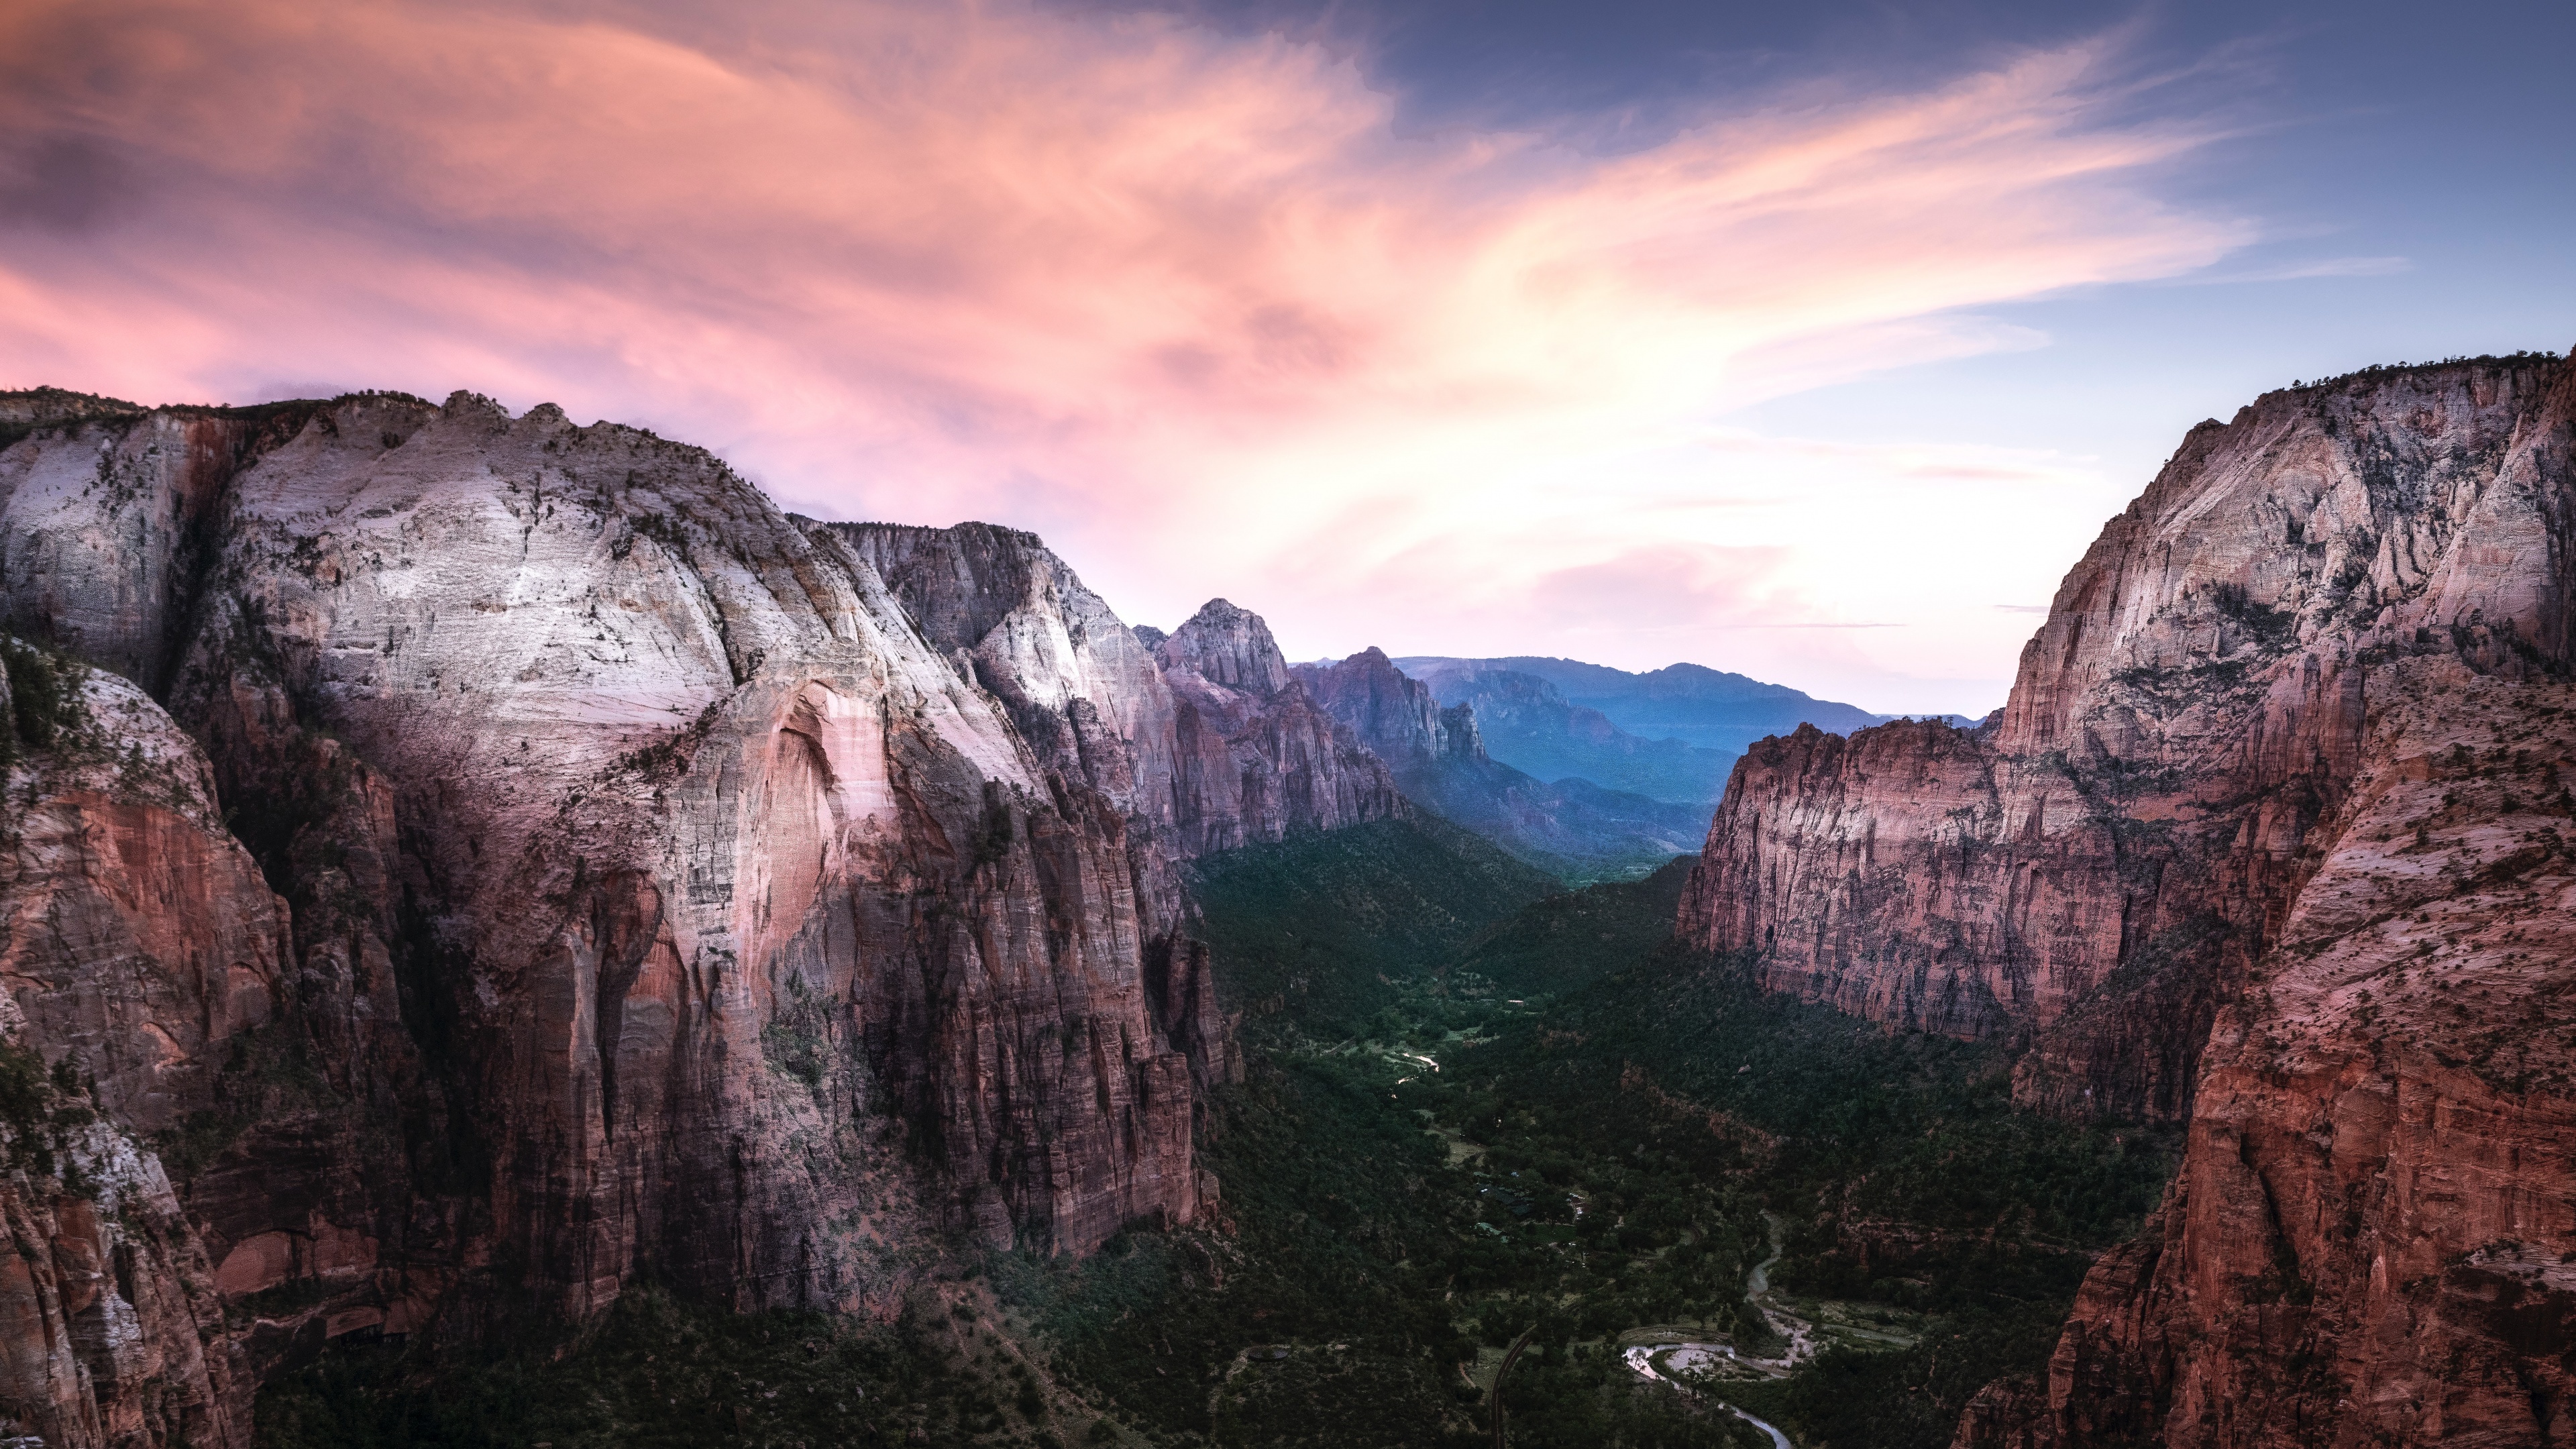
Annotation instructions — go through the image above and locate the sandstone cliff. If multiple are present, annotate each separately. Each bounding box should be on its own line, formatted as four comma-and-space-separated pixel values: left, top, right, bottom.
1978, 657, 2576, 1447
0, 658, 272, 1446
1676, 350, 2576, 1446
0, 388, 1386, 1444
836, 534, 1403, 861
1682, 352, 2572, 1124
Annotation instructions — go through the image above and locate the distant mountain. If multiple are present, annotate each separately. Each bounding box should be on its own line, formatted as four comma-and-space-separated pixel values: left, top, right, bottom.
1292, 649, 1707, 882
1396, 655, 1901, 755
1389, 655, 1976, 808
1389, 665, 1741, 806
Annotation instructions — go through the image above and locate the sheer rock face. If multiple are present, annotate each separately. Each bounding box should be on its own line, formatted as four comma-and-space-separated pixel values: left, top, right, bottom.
1294, 647, 1483, 772
1965, 661, 2576, 1448
1682, 355, 2575, 1124
0, 669, 276, 1448
837, 529, 1401, 859
1664, 352, 2576, 1448
1157, 598, 1292, 697
0, 391, 1383, 1442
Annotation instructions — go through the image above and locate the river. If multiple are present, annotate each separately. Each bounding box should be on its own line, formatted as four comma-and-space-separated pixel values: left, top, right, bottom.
1619, 1212, 1803, 1448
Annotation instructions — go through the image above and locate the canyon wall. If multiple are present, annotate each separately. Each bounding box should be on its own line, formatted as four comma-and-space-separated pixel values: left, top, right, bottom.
0, 388, 1399, 1445
835, 537, 1403, 863
1976, 659, 2576, 1447
1682, 353, 2573, 1123
1678, 352, 2576, 1445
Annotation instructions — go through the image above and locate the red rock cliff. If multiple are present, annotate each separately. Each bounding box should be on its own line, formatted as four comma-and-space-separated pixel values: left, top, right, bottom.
1682, 353, 2573, 1124
1977, 658, 2576, 1447
1681, 350, 2576, 1446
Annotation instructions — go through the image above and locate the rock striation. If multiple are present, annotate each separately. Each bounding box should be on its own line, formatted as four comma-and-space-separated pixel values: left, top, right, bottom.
0, 388, 1403, 1445
0, 660, 275, 1446
835, 534, 1403, 861
1982, 659, 2576, 1448
1676, 350, 2576, 1445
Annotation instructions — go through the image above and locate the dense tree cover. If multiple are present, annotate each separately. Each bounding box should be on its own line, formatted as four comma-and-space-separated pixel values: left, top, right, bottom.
250, 823, 2174, 1449
1188, 818, 1558, 1038
1135, 826, 2172, 1449
1441, 855, 1699, 1000
257, 1285, 1081, 1448
1421, 933, 2171, 1449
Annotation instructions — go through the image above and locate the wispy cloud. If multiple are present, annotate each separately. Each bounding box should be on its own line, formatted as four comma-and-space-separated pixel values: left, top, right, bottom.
0, 0, 2251, 713
2169, 254, 2411, 285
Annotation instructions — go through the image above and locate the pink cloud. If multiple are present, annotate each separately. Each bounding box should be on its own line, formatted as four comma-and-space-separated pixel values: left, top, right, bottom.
0, 0, 2249, 712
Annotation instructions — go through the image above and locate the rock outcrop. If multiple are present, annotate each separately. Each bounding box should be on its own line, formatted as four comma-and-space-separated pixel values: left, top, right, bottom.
837, 533, 1403, 860
0, 389, 1406, 1444
0, 659, 272, 1446
1155, 598, 1292, 697
1970, 656, 2576, 1448
1676, 350, 2576, 1446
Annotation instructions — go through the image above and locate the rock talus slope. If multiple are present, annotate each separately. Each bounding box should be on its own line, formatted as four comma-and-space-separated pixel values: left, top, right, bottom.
1680, 351, 2576, 1445
0, 388, 1400, 1444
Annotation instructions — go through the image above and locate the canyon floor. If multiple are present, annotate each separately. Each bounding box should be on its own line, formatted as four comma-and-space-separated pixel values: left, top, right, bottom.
254, 820, 2174, 1448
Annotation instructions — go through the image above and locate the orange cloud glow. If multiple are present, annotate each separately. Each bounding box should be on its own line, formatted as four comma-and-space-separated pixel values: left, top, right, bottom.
0, 0, 2250, 712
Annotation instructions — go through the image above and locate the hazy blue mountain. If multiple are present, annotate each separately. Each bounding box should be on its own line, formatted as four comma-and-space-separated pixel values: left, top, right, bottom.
1292, 649, 1709, 883
1399, 654, 1974, 748
1391, 665, 1742, 807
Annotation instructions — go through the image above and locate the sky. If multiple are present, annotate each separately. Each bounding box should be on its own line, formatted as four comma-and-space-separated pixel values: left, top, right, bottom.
1, 0, 2567, 716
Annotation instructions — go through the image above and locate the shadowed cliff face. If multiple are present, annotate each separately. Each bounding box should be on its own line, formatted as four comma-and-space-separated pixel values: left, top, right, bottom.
1971, 660, 2576, 1449
0, 665, 278, 1448
1678, 352, 2576, 1446
0, 390, 1377, 1445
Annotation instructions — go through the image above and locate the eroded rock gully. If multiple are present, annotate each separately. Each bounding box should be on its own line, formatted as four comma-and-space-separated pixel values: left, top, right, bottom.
1681, 353, 2576, 1445
0, 388, 1400, 1445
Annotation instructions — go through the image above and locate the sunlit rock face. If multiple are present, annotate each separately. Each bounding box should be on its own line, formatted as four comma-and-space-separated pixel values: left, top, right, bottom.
1155, 597, 1293, 697
838, 529, 1404, 860
0, 389, 1397, 1444
1678, 352, 2576, 1446
1683, 354, 2573, 1123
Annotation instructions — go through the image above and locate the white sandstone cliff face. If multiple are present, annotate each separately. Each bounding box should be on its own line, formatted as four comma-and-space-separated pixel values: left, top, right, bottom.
843, 528, 1405, 860
0, 388, 1393, 1443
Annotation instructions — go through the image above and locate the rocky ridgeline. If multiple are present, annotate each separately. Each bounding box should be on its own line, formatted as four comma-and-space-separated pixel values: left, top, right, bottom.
1680, 352, 2576, 1445
0, 388, 1407, 1446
